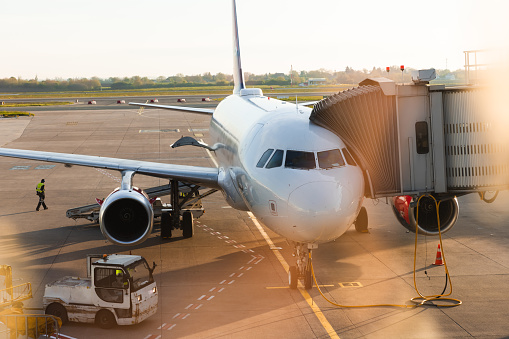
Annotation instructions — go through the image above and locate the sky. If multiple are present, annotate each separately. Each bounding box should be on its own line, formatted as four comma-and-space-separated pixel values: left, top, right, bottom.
1, 0, 508, 80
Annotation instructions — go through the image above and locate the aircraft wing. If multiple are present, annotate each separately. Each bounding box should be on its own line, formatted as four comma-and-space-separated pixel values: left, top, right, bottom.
0, 148, 220, 189
129, 102, 214, 115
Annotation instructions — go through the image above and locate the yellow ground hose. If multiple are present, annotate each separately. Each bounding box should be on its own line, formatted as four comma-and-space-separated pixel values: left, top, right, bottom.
312, 194, 462, 308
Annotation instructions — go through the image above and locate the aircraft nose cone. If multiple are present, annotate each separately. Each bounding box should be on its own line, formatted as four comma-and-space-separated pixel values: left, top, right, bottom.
287, 181, 354, 242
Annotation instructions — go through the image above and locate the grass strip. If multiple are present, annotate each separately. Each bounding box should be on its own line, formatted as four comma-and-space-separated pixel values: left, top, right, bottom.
0, 111, 33, 117
0, 101, 73, 107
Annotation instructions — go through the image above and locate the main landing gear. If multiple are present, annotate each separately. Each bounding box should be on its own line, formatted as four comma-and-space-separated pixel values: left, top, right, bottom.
160, 179, 196, 239
288, 243, 315, 290
354, 206, 368, 233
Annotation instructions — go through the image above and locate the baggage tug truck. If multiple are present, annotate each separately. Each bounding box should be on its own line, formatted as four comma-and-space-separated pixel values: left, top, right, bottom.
43, 254, 158, 329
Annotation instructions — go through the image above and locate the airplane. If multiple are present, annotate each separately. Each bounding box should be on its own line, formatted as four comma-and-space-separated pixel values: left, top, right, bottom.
0, 0, 460, 290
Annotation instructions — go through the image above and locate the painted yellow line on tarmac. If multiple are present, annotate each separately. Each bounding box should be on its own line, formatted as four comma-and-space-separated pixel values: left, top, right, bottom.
247, 211, 340, 339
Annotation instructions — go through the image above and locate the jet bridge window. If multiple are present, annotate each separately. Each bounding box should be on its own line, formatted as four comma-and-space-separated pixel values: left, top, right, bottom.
342, 148, 357, 166
285, 150, 316, 169
256, 149, 274, 168
318, 149, 345, 169
266, 149, 284, 168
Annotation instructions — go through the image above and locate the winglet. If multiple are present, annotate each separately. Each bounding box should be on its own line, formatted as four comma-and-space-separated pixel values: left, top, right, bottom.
232, 0, 245, 95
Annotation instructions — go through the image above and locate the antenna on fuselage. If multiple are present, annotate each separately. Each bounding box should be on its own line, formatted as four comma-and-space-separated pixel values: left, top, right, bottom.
232, 0, 246, 95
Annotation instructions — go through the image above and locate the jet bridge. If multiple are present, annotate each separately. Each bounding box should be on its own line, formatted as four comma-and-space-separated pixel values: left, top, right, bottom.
310, 71, 509, 199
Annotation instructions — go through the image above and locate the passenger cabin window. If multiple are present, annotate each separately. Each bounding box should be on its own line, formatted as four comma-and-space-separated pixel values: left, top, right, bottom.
318, 149, 345, 169
285, 150, 316, 170
342, 148, 357, 166
256, 149, 274, 168
266, 149, 284, 168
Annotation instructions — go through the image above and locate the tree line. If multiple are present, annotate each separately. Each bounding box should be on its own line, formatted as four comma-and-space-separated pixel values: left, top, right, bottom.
0, 67, 465, 92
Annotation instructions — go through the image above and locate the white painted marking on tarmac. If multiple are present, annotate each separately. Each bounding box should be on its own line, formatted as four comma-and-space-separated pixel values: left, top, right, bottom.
168, 325, 176, 331
219, 280, 226, 284
173, 313, 181, 319
238, 273, 244, 277
185, 304, 193, 310
209, 287, 216, 292
51, 335, 78, 339
228, 280, 235, 285
218, 288, 225, 293
239, 266, 244, 270
246, 266, 252, 271
195, 304, 203, 309
197, 295, 206, 300
203, 142, 219, 167
207, 296, 215, 301
157, 323, 166, 330
182, 314, 190, 319
229, 273, 235, 277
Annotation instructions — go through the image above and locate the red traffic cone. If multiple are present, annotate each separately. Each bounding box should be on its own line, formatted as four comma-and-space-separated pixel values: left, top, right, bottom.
433, 244, 444, 266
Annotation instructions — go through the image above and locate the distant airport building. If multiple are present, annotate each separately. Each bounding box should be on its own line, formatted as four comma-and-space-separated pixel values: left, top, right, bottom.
308, 78, 326, 86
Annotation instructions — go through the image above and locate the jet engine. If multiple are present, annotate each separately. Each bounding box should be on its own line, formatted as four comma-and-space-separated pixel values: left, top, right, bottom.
99, 188, 154, 245
391, 195, 459, 235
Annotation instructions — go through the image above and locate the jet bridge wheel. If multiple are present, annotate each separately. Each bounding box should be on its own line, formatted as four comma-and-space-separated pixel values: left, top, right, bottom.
182, 211, 194, 238
45, 303, 68, 324
95, 309, 116, 329
354, 207, 368, 233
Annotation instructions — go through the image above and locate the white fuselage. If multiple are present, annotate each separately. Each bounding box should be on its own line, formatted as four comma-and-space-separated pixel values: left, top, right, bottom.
209, 92, 365, 244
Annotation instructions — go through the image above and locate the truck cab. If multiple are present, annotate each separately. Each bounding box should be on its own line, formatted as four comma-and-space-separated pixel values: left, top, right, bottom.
44, 254, 157, 329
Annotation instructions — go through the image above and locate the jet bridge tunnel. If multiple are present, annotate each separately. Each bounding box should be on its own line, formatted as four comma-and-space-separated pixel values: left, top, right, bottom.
310, 72, 509, 199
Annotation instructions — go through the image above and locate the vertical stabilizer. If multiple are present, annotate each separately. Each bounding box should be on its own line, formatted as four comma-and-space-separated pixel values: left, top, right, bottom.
232, 0, 245, 95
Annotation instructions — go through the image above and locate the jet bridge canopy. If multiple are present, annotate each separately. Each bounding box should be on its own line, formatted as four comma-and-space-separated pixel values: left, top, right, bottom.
310, 75, 509, 198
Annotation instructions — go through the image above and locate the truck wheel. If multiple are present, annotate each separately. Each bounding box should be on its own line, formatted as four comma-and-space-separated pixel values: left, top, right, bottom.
95, 309, 116, 329
182, 211, 194, 238
46, 303, 68, 324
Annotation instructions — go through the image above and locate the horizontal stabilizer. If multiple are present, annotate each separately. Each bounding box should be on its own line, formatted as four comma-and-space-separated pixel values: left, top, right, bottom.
129, 102, 214, 115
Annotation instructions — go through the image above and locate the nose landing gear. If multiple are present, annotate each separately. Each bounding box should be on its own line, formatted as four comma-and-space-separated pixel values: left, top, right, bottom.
288, 243, 314, 290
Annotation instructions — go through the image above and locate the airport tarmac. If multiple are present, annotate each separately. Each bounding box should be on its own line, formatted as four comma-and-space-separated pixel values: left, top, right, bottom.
1, 103, 509, 338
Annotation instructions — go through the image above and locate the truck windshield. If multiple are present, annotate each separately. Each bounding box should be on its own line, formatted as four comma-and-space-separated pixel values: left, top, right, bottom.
126, 260, 153, 292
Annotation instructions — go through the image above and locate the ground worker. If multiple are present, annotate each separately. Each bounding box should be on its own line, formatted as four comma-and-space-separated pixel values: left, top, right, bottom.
36, 179, 48, 211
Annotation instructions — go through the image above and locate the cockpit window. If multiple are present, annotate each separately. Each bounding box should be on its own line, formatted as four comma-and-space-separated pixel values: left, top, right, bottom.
256, 149, 274, 168
342, 148, 357, 166
318, 149, 345, 169
285, 150, 316, 169
266, 149, 284, 168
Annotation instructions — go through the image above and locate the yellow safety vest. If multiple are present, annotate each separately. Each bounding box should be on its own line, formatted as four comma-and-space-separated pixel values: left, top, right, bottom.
36, 183, 44, 193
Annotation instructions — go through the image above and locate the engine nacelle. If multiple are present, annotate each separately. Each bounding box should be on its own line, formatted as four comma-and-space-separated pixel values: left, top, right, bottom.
391, 195, 459, 235
99, 187, 154, 245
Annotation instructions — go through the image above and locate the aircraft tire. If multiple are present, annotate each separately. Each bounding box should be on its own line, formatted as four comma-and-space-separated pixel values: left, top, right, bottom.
289, 266, 298, 289
160, 212, 172, 238
304, 266, 313, 290
354, 206, 368, 233
182, 211, 194, 238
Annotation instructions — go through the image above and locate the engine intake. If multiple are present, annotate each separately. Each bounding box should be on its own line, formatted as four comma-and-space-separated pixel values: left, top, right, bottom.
99, 188, 154, 245
391, 195, 459, 235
